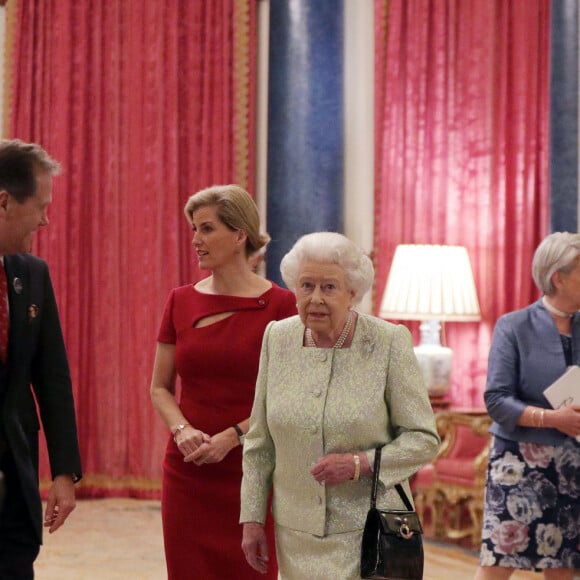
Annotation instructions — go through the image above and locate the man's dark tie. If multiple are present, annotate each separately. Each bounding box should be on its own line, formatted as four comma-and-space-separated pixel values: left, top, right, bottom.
0, 264, 8, 362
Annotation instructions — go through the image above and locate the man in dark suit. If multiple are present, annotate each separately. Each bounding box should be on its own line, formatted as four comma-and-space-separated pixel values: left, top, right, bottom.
0, 139, 82, 579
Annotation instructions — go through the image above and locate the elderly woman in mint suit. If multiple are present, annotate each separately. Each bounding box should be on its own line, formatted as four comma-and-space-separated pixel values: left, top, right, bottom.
240, 232, 440, 579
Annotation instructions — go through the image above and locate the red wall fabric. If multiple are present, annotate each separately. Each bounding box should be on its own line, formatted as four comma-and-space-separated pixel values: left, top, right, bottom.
7, 0, 257, 496
374, 0, 550, 407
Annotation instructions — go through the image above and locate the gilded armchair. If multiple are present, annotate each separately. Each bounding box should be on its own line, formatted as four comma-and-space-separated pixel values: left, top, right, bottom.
413, 410, 492, 547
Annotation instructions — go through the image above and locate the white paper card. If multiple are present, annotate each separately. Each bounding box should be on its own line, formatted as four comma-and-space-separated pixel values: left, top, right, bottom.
543, 366, 580, 442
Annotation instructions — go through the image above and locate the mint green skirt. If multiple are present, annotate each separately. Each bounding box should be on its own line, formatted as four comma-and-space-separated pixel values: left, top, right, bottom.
275, 524, 364, 580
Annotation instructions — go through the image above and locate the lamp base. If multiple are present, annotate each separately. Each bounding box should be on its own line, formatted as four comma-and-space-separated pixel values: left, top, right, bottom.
414, 343, 452, 397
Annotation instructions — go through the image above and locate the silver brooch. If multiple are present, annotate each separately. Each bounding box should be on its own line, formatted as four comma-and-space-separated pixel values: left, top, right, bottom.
362, 339, 375, 356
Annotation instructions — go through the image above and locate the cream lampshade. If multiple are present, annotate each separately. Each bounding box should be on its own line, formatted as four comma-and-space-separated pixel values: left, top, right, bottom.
379, 244, 481, 396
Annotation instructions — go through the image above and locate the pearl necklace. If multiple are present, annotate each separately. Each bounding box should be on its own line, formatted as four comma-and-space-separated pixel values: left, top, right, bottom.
305, 311, 354, 349
542, 296, 575, 319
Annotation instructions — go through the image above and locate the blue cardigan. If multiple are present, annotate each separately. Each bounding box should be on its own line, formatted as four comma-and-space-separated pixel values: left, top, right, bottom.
485, 298, 580, 445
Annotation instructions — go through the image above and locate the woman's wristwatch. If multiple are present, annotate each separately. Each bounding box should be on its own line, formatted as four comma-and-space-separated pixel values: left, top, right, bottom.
232, 423, 245, 446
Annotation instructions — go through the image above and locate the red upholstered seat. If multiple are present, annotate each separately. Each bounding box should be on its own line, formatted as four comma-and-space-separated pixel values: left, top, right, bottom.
435, 458, 481, 485
412, 463, 435, 488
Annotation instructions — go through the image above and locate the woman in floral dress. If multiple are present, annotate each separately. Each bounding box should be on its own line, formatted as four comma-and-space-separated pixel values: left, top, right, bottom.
475, 232, 580, 580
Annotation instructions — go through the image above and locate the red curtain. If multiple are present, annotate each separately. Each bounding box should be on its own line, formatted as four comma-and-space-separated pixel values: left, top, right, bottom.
374, 0, 550, 407
6, 0, 257, 496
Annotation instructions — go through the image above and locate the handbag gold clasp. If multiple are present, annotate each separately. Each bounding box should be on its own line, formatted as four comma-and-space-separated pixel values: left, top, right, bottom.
399, 522, 414, 539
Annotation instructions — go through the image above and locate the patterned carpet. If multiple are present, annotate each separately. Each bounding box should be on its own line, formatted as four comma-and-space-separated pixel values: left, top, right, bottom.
36, 499, 165, 580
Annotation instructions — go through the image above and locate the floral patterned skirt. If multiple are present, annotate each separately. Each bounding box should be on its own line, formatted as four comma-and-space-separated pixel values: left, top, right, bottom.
479, 436, 580, 571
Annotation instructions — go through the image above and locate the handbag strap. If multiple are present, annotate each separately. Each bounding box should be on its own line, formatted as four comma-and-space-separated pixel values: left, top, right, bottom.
370, 447, 414, 511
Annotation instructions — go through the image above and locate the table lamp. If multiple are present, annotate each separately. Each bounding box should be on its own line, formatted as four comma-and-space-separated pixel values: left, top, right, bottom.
379, 244, 481, 397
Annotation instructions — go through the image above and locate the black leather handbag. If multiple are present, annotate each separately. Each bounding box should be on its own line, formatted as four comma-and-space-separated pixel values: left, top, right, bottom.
360, 447, 424, 580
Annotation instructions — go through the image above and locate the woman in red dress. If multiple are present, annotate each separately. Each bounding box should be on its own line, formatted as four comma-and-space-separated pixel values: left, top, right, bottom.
150, 185, 296, 579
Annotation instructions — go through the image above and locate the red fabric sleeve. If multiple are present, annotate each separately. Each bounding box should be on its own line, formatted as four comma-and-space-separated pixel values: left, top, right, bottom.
157, 290, 177, 344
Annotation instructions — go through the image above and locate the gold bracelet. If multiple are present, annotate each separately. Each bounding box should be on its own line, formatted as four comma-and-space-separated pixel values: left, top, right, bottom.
353, 454, 361, 481
530, 409, 538, 427
539, 409, 545, 428
172, 423, 190, 442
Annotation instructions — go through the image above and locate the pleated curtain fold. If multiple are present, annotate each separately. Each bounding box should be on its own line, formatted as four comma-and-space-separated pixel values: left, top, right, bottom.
374, 0, 550, 407
6, 0, 257, 496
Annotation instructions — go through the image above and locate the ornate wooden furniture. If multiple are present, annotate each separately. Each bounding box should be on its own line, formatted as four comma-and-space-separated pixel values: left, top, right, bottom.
413, 410, 492, 547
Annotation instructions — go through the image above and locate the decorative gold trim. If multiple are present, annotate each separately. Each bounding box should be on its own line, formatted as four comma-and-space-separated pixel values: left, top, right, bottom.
233, 0, 252, 191
40, 474, 162, 493
372, 0, 391, 311
2, 0, 18, 138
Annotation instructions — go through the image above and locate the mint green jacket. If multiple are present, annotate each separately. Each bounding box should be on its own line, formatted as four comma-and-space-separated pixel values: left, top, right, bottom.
240, 313, 440, 536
